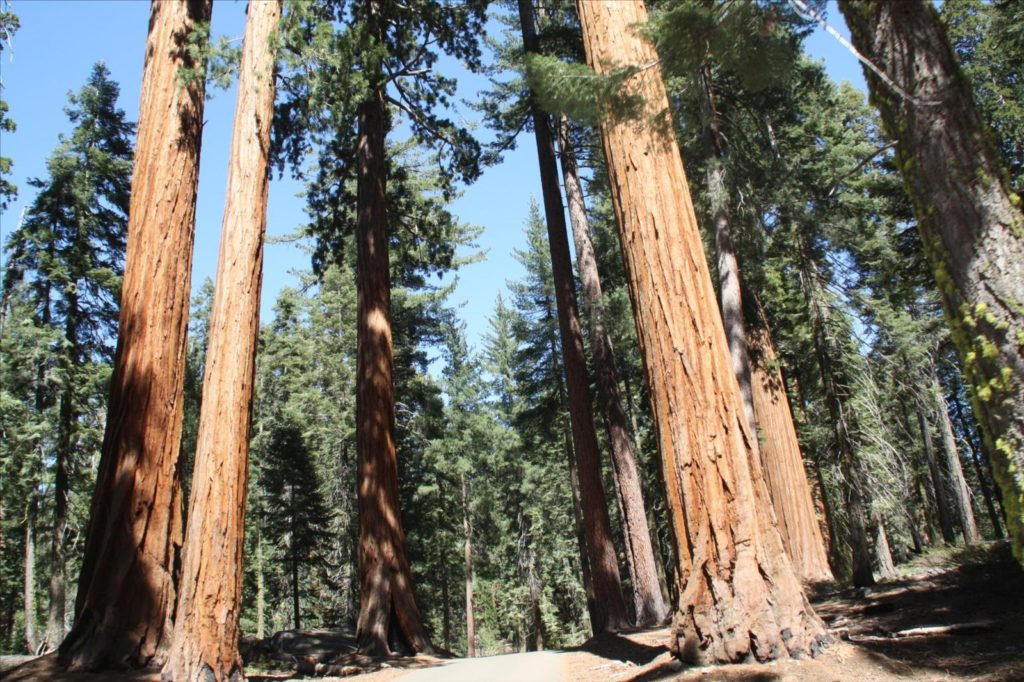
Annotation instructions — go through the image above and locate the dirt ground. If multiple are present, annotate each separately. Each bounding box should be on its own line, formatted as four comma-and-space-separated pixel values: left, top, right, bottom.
4, 542, 1022, 681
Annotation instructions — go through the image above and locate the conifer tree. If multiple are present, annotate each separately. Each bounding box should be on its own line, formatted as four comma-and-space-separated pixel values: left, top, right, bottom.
516, 0, 627, 634
275, 0, 487, 654
2, 63, 134, 649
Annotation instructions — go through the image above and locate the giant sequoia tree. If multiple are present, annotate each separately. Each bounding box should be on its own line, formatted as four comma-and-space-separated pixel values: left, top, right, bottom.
59, 0, 211, 670
574, 0, 826, 662
838, 0, 1024, 564
275, 0, 487, 655
163, 2, 281, 679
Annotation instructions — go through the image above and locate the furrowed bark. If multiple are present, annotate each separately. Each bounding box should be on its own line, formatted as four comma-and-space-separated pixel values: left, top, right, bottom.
353, 83, 433, 657
839, 0, 1024, 564
748, 319, 833, 582
517, 0, 629, 634
59, 0, 210, 670
575, 0, 826, 662
163, 3, 280, 679
557, 116, 667, 626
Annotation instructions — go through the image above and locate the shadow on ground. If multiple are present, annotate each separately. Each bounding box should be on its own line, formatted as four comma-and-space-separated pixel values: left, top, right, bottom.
814, 541, 1024, 681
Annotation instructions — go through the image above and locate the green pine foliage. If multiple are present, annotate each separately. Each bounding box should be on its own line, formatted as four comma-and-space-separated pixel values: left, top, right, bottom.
0, 62, 133, 653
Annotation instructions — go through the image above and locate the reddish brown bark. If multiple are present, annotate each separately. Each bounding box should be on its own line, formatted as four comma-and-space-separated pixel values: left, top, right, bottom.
748, 322, 833, 582
58, 0, 210, 670
557, 116, 667, 626
517, 0, 629, 634
353, 85, 433, 656
695, 57, 831, 584
575, 0, 826, 662
162, 3, 280, 679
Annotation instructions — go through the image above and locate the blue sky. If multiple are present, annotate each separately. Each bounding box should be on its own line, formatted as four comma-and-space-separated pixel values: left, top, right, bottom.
0, 0, 865, 352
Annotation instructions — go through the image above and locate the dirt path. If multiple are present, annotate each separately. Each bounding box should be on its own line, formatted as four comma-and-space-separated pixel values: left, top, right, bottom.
396, 650, 564, 681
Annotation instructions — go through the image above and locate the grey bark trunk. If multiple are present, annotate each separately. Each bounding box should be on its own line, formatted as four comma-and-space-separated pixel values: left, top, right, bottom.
801, 256, 875, 587
24, 502, 37, 654
461, 474, 476, 657
918, 407, 957, 544
931, 373, 980, 543
953, 397, 1004, 539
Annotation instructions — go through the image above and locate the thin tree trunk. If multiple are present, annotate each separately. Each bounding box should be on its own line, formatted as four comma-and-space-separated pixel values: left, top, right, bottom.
24, 501, 36, 655
59, 0, 211, 670
696, 63, 757, 435
953, 396, 1004, 538
353, 83, 433, 656
575, 0, 826, 662
46, 383, 72, 649
801, 254, 876, 587
517, 0, 628, 634
441, 558, 451, 652
163, 3, 280, 678
292, 519, 301, 631
557, 116, 667, 626
931, 373, 980, 543
461, 473, 476, 658
873, 520, 897, 579
256, 532, 266, 640
918, 407, 957, 544
748, 312, 833, 582
839, 0, 1024, 565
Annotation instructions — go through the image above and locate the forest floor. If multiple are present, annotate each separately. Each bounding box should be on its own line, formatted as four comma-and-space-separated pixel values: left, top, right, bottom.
3, 542, 1022, 681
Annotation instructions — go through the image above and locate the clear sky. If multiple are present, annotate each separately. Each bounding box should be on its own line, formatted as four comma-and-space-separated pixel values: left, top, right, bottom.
0, 0, 865, 353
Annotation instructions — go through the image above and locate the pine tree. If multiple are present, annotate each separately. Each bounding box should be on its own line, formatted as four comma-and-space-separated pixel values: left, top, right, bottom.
516, 0, 627, 635
2, 62, 134, 649
0, 4, 18, 211
59, 0, 211, 669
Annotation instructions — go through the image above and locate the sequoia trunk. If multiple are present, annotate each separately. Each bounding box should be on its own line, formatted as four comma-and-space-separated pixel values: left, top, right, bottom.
839, 0, 1024, 564
557, 116, 667, 626
162, 4, 280, 679
353, 86, 433, 656
575, 0, 826, 662
518, 0, 628, 634
59, 0, 210, 670
748, 320, 833, 582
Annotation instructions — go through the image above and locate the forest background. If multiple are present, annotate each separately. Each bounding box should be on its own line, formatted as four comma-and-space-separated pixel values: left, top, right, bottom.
0, 0, 1018, 667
